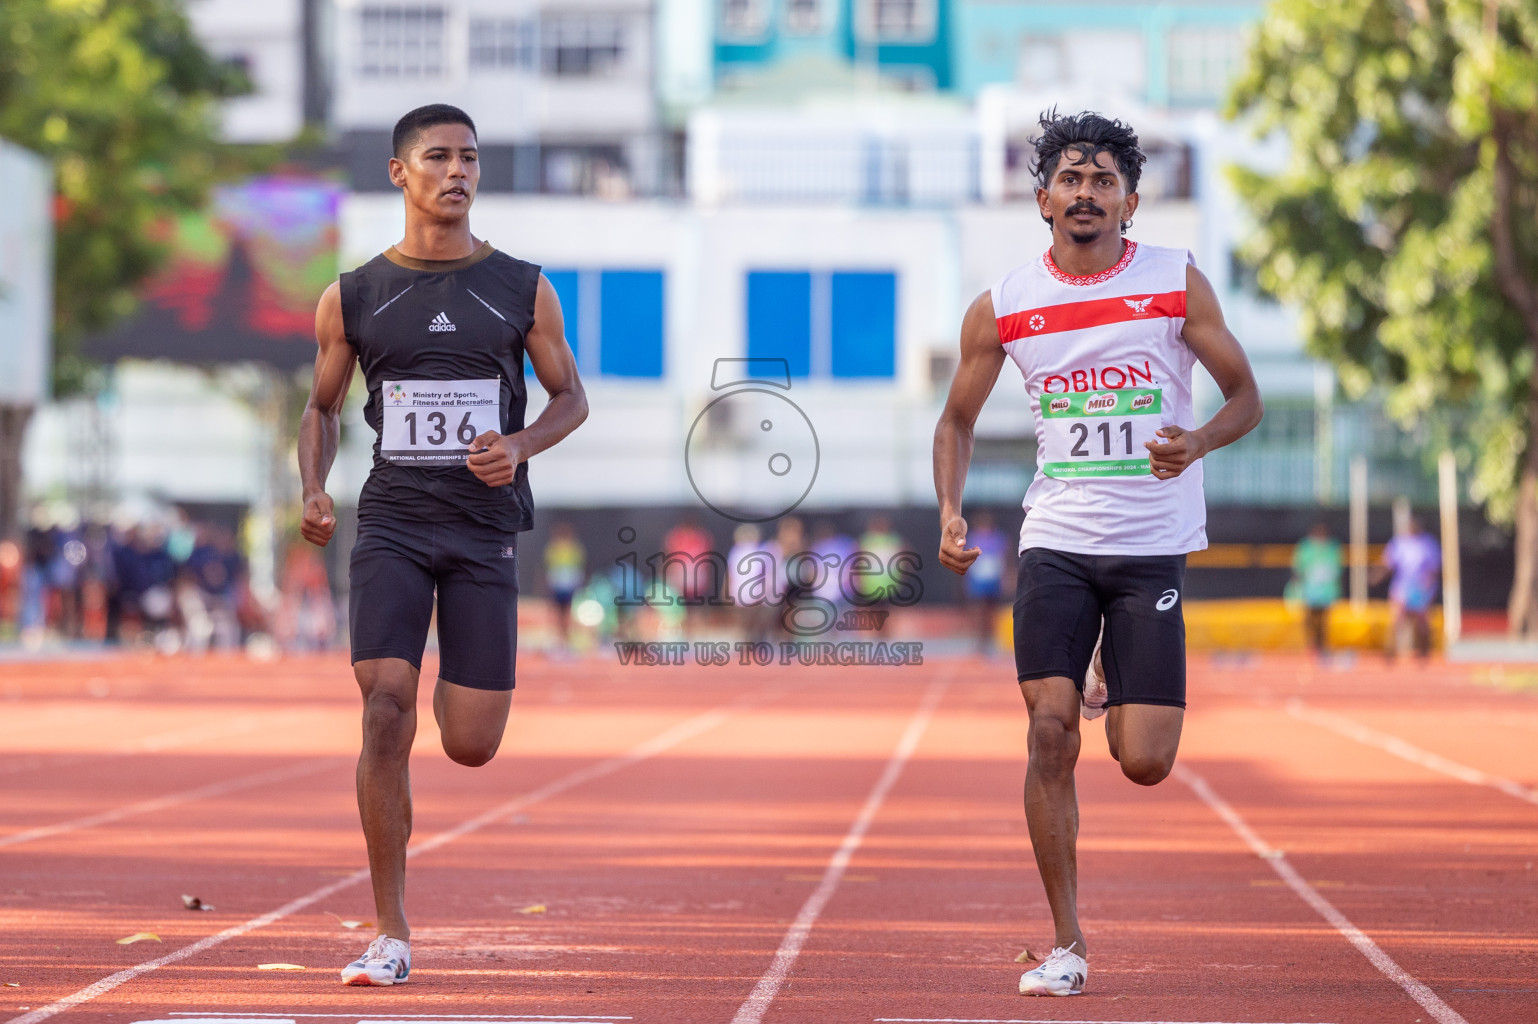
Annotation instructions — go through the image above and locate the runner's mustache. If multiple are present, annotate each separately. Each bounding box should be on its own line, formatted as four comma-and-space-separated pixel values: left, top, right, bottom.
1065, 203, 1106, 217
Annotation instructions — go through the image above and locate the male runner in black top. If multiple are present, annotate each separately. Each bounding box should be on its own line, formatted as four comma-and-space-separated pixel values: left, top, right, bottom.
298, 104, 588, 986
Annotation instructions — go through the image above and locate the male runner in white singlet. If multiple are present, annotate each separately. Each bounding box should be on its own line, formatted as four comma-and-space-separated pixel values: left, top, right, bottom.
933, 111, 1263, 997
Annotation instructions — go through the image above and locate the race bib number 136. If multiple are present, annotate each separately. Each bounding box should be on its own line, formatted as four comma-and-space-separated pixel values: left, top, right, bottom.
381, 379, 501, 465
1041, 387, 1163, 479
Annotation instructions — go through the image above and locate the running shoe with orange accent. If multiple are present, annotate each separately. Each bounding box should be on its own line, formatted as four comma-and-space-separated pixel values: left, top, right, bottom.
1081, 627, 1107, 721
1018, 942, 1086, 995
340, 935, 411, 986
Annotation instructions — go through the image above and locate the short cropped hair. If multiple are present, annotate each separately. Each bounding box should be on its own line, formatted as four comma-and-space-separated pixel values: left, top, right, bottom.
392, 104, 478, 158
1029, 110, 1145, 195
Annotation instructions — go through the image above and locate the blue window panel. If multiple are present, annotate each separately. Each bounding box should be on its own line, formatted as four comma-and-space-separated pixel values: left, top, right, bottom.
542, 269, 581, 372
746, 271, 812, 378
599, 270, 665, 378
830, 271, 896, 378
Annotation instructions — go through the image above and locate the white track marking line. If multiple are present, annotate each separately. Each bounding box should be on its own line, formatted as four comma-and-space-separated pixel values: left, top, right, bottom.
875, 1019, 1338, 1023
1175, 765, 1469, 1024
165, 1016, 632, 1020
1286, 698, 1538, 805
2, 700, 752, 1024
129, 1014, 293, 1020
0, 757, 338, 849
163, 1008, 630, 1014
730, 675, 950, 1024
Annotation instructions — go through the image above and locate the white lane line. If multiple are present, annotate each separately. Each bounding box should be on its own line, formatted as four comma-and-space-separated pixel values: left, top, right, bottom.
730, 675, 950, 1024
1286, 698, 1538, 806
875, 1019, 1338, 1023
0, 757, 337, 849
166, 1016, 632, 1020
1176, 765, 1470, 1024
2, 700, 751, 1024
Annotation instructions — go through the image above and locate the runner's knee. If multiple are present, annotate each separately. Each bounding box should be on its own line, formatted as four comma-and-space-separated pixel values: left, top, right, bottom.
361, 690, 415, 755
1027, 714, 1080, 773
1118, 752, 1173, 786
441, 732, 501, 768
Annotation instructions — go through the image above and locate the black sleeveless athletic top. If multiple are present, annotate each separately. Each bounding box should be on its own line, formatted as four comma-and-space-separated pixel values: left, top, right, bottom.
339, 242, 539, 532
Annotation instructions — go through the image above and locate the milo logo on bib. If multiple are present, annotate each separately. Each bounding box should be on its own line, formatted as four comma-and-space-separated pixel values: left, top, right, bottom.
1084, 393, 1118, 414
1039, 387, 1165, 479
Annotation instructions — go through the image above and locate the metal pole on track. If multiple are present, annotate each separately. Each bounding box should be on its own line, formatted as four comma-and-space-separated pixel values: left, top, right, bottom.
1438, 450, 1462, 648
1350, 455, 1368, 611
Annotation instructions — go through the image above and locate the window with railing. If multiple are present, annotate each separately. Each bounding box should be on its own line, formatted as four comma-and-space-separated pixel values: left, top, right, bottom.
541, 14, 626, 77
720, 0, 769, 40
785, 0, 822, 34
359, 5, 446, 77
469, 17, 536, 71
860, 0, 936, 43
1168, 27, 1243, 104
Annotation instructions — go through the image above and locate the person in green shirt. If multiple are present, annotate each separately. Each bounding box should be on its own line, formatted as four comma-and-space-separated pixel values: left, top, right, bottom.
1291, 523, 1342, 654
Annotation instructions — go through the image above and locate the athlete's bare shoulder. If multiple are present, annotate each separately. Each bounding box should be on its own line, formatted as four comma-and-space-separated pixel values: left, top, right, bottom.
1182, 262, 1227, 328
317, 279, 342, 311
960, 289, 1002, 350
315, 280, 344, 344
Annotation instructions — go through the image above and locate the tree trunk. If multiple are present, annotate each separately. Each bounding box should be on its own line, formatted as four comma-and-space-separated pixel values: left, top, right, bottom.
1512, 397, 1538, 639
1489, 115, 1538, 638
0, 405, 32, 541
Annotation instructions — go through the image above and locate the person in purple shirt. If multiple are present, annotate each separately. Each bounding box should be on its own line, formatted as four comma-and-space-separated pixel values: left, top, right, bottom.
963, 510, 1010, 654
1375, 515, 1441, 660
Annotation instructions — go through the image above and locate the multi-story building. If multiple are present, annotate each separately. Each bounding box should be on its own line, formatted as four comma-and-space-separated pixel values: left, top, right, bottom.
331, 0, 666, 196
185, 0, 313, 142
714, 0, 955, 92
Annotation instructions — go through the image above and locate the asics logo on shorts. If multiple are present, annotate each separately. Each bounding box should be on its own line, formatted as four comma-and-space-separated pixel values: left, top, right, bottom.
1156, 589, 1179, 611
428, 311, 457, 332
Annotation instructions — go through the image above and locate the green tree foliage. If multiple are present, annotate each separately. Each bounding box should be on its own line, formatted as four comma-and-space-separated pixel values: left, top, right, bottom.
1229, 0, 1538, 631
0, 0, 248, 392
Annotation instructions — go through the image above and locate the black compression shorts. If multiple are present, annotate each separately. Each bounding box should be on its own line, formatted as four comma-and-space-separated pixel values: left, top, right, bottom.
1013, 547, 1187, 709
349, 515, 520, 691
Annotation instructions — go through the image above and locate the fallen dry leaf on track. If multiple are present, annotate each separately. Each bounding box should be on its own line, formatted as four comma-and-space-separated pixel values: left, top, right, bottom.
1014, 948, 1038, 963
325, 912, 374, 930
117, 933, 161, 945
516, 903, 547, 914
257, 963, 305, 971
181, 895, 214, 911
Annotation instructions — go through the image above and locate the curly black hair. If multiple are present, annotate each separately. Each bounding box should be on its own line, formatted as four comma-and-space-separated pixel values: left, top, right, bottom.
392, 103, 478, 158
1029, 110, 1146, 233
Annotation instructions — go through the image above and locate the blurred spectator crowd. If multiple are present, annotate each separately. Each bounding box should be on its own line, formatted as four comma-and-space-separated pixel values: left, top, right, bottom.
0, 504, 337, 655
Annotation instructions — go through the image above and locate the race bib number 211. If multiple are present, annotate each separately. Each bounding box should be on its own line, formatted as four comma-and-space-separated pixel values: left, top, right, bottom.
381, 379, 501, 465
1040, 387, 1163, 479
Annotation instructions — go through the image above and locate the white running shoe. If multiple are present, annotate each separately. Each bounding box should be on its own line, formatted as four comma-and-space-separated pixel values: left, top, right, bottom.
340, 935, 411, 986
1081, 627, 1108, 721
1018, 942, 1087, 996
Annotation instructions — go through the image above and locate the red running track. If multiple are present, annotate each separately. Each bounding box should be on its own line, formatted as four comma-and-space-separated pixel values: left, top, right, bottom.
0, 651, 1534, 1024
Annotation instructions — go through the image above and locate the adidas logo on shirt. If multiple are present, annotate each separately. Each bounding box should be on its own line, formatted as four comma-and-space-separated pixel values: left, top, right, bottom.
428, 311, 457, 332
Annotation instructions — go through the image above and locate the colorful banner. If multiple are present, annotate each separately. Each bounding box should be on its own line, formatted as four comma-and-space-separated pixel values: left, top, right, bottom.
89, 175, 343, 369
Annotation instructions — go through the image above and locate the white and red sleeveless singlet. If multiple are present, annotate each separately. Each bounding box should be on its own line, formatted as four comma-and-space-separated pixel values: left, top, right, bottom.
991, 240, 1207, 556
